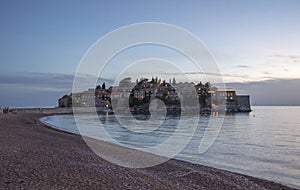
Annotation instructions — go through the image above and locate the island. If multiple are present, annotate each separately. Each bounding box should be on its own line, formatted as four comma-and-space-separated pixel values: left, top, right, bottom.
58, 77, 251, 115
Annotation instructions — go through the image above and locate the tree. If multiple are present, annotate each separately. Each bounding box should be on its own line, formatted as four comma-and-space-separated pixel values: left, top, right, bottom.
198, 82, 203, 88
195, 82, 211, 110
102, 82, 106, 90
172, 77, 176, 85
204, 82, 211, 89
96, 85, 101, 90
119, 77, 131, 87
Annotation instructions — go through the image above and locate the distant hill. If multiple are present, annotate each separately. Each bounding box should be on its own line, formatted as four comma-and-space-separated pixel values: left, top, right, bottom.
223, 79, 300, 106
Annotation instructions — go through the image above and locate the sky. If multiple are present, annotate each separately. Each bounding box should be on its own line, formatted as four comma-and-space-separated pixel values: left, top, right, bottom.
0, 0, 300, 107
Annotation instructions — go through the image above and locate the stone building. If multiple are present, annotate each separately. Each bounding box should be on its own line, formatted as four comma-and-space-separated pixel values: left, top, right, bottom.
58, 78, 251, 113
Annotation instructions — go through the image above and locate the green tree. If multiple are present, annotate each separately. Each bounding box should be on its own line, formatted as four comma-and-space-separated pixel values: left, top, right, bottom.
172, 77, 176, 85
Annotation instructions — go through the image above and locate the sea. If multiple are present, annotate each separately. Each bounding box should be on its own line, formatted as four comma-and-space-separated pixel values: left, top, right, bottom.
41, 106, 300, 189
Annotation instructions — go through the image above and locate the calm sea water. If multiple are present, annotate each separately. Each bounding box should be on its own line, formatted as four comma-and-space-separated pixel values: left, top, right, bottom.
41, 106, 300, 189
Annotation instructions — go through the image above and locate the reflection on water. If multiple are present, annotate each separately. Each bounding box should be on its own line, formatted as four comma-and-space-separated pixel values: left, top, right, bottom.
41, 106, 300, 189
99, 113, 180, 148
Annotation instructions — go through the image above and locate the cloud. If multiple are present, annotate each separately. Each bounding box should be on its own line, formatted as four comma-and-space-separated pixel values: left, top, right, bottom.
0, 72, 113, 107
163, 71, 249, 79
0, 72, 114, 90
262, 72, 271, 75
272, 54, 300, 59
223, 79, 300, 106
0, 72, 74, 89
270, 54, 300, 63
234, 65, 251, 68
1, 72, 300, 107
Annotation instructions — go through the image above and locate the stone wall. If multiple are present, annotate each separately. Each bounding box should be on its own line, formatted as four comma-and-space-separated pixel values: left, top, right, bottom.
13, 107, 73, 114
236, 95, 251, 112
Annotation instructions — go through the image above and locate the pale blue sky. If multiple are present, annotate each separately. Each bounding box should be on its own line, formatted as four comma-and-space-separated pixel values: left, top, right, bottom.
0, 0, 300, 106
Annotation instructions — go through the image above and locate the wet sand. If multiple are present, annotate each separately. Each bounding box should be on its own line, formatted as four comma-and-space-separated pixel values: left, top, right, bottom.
0, 113, 297, 189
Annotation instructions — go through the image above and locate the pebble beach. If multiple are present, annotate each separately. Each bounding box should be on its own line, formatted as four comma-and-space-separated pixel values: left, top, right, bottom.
0, 113, 297, 190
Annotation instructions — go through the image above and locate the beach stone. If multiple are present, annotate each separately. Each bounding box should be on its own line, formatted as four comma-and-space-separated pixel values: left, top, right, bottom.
4, 179, 12, 184
0, 113, 296, 190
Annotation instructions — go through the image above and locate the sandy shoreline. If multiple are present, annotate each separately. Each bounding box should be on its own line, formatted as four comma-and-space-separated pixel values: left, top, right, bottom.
0, 113, 297, 190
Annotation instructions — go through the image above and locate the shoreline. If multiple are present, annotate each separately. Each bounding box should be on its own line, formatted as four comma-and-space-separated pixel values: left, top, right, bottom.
0, 112, 298, 189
